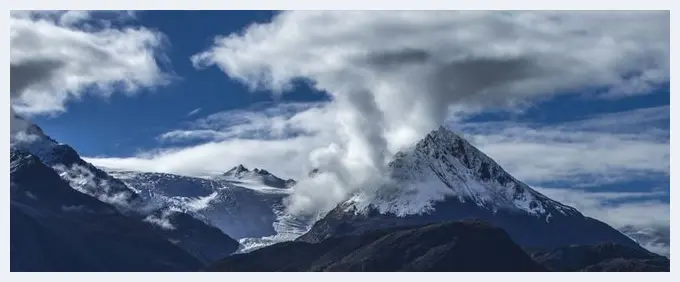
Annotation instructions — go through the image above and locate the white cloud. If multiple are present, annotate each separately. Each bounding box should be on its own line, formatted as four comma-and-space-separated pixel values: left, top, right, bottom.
87, 12, 669, 220
159, 102, 330, 144
87, 136, 324, 180
456, 106, 669, 185
10, 11, 172, 116
143, 210, 177, 230
186, 108, 202, 117
535, 187, 669, 229
535, 186, 670, 256
187, 11, 669, 216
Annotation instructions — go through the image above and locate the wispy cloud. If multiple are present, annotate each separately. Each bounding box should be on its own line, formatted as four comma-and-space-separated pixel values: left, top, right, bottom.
454, 106, 669, 186
159, 102, 331, 144
535, 186, 670, 256
535, 187, 669, 228
186, 108, 202, 117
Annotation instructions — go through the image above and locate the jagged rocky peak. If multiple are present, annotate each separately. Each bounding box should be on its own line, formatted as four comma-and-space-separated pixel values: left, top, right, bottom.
253, 168, 271, 175
11, 113, 57, 150
388, 125, 581, 216
418, 125, 479, 162
220, 164, 295, 189
224, 165, 276, 178
393, 125, 510, 183
10, 148, 40, 172
223, 164, 250, 177
231, 164, 249, 173
11, 110, 45, 136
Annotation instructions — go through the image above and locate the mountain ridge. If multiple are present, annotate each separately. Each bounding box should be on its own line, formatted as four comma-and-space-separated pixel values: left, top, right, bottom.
10, 115, 241, 266
10, 149, 204, 271
219, 164, 297, 189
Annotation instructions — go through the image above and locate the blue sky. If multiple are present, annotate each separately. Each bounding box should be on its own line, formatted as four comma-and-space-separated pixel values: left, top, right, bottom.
10, 11, 670, 249
31, 11, 316, 156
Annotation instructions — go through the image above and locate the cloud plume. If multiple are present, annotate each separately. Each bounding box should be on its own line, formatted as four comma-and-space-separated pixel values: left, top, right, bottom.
188, 11, 669, 218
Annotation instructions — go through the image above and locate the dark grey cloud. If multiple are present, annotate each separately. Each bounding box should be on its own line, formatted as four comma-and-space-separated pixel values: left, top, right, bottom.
10, 59, 66, 97
10, 10, 169, 115
367, 48, 431, 68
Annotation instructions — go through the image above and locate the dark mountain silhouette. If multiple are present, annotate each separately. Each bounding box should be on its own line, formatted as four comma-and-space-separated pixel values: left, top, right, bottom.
529, 242, 670, 272
10, 149, 202, 271
206, 220, 546, 272
10, 114, 241, 268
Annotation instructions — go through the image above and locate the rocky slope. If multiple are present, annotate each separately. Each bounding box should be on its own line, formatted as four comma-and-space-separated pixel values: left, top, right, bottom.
10, 149, 203, 271
10, 114, 240, 266
107, 167, 314, 254
109, 169, 294, 240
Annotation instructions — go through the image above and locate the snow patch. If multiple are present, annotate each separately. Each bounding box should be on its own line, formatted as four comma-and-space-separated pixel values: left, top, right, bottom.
237, 213, 312, 254
185, 191, 219, 211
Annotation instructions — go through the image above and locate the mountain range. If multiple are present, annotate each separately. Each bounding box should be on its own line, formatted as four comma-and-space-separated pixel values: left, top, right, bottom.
10, 114, 239, 270
9, 114, 670, 272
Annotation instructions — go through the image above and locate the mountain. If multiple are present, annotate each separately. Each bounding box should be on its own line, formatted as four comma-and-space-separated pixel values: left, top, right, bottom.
297, 126, 642, 251
529, 242, 670, 271
108, 170, 306, 244
10, 149, 202, 271
206, 220, 546, 272
11, 112, 143, 209
10, 115, 240, 266
219, 164, 296, 189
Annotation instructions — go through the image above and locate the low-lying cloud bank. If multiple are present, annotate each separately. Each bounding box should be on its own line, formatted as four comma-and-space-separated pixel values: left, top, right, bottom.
536, 187, 670, 257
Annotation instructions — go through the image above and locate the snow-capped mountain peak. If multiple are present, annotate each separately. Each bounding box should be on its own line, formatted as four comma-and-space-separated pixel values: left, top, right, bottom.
219, 165, 296, 189
350, 125, 580, 218
223, 165, 251, 178
297, 126, 642, 251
